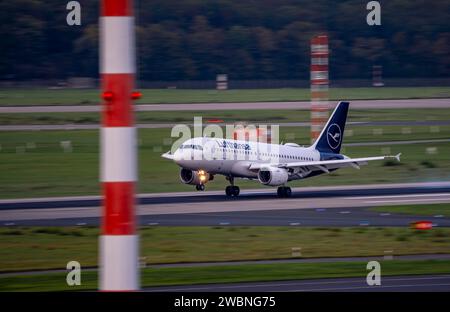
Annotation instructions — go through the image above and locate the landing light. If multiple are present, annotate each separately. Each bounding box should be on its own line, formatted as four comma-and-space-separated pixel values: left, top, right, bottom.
198, 170, 207, 182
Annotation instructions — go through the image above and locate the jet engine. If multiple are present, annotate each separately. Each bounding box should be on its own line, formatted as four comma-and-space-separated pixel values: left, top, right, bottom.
257, 167, 289, 186
180, 168, 211, 185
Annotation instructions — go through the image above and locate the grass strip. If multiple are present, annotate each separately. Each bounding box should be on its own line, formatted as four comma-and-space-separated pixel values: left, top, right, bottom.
1, 226, 450, 272
370, 204, 450, 218
0, 87, 449, 106
1, 259, 450, 291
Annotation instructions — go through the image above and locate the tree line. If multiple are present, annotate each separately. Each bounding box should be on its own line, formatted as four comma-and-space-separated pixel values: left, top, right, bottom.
1, 0, 448, 81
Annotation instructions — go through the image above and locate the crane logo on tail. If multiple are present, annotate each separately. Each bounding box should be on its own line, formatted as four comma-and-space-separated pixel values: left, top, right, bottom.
326, 123, 342, 150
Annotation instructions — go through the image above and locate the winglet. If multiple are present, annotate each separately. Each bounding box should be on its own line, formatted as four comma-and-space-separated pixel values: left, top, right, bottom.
384, 153, 401, 162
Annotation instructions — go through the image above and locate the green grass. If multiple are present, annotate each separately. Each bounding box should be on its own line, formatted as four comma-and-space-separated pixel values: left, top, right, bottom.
2, 259, 450, 291
1, 226, 450, 272
0, 123, 449, 198
1, 108, 450, 125
370, 204, 450, 217
0, 87, 449, 106
342, 125, 450, 142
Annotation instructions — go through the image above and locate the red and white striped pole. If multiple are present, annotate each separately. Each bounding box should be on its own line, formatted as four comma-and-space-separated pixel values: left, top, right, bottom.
310, 35, 329, 143
99, 0, 139, 291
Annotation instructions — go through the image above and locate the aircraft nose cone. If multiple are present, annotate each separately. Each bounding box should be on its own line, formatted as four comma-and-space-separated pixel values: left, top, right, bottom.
173, 149, 189, 166
173, 150, 182, 163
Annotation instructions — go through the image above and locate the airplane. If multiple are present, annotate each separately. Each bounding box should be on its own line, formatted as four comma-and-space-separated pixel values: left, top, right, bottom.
162, 101, 401, 197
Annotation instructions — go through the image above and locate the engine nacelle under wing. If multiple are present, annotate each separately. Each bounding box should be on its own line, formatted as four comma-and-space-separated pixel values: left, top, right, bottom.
257, 166, 289, 186
180, 168, 211, 185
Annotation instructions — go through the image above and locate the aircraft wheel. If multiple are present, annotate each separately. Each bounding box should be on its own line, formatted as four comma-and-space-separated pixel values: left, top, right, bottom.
284, 187, 292, 197
232, 186, 240, 197
277, 186, 285, 197
196, 184, 205, 191
277, 186, 291, 198
225, 185, 233, 196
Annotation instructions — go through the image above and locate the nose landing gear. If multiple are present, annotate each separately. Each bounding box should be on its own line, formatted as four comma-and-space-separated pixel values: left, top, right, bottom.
277, 186, 292, 198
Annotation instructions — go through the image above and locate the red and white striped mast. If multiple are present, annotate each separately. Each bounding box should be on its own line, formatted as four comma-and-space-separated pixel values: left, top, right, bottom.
99, 0, 140, 291
310, 35, 329, 143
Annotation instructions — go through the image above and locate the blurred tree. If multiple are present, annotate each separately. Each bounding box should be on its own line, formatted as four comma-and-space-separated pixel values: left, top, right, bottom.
0, 0, 448, 81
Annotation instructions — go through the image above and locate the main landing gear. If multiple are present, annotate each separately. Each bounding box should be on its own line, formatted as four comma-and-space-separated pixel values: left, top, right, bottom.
195, 184, 205, 191
225, 185, 240, 197
225, 176, 240, 197
277, 186, 292, 198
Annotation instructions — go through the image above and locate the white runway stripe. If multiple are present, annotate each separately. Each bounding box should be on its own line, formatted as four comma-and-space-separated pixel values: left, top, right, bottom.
365, 198, 450, 204
343, 193, 450, 200
146, 275, 450, 292
345, 193, 450, 200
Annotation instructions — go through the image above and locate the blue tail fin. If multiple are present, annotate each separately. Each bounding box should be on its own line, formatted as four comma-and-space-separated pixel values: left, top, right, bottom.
311, 101, 349, 154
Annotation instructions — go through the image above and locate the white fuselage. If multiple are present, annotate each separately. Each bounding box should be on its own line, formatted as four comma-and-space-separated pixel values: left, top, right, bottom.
163, 102, 397, 193
173, 137, 320, 179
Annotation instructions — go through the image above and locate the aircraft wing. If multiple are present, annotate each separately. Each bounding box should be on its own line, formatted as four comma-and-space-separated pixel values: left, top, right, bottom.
248, 153, 401, 172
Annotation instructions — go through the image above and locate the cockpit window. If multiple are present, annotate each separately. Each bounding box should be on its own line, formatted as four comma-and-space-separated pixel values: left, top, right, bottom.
180, 144, 203, 150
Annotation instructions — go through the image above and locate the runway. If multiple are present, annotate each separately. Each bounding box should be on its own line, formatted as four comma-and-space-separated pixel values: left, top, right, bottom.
3, 254, 448, 276
1, 98, 449, 113
2, 120, 450, 131
1, 182, 449, 227
144, 274, 450, 292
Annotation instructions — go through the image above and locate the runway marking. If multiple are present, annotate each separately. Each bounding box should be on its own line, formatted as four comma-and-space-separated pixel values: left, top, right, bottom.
289, 222, 301, 226
145, 275, 450, 292
4, 222, 15, 226
147, 280, 358, 292
219, 222, 230, 225
4, 99, 450, 114
76, 222, 86, 226
1, 182, 448, 205
290, 283, 450, 292
379, 213, 391, 216
3, 186, 450, 223
365, 198, 450, 204
346, 193, 450, 200
435, 215, 444, 218
339, 211, 351, 214
148, 222, 159, 226
163, 212, 358, 223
